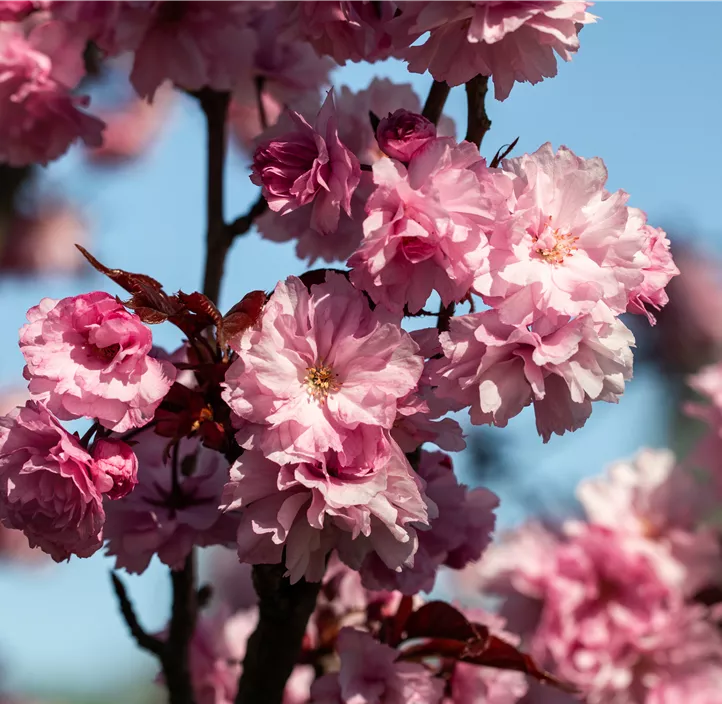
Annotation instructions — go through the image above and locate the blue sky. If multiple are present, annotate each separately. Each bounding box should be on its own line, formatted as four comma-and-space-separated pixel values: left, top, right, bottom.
0, 2, 721, 697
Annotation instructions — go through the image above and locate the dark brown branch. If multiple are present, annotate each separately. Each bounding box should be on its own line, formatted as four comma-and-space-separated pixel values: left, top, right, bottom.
111, 572, 164, 657
164, 554, 198, 704
421, 80, 451, 125
198, 89, 231, 305
464, 75, 492, 148
255, 76, 268, 131
235, 564, 322, 704
437, 302, 456, 333
227, 194, 268, 239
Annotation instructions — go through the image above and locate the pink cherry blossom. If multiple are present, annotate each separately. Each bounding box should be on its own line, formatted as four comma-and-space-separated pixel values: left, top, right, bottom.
252, 90, 361, 236
92, 438, 138, 501
577, 449, 720, 594
20, 292, 177, 433
349, 137, 502, 313
220, 437, 433, 584
403, 1, 595, 100
686, 362, 722, 435
0, 1, 38, 21
360, 450, 497, 594
624, 211, 678, 324
289, 1, 419, 66
104, 432, 237, 574
376, 110, 437, 163
430, 306, 634, 442
222, 273, 423, 465
446, 609, 528, 704
0, 20, 103, 165
474, 143, 651, 326
0, 200, 89, 276
310, 627, 444, 704
0, 401, 104, 561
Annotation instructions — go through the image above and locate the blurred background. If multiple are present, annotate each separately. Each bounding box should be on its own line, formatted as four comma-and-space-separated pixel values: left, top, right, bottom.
1, 3, 721, 702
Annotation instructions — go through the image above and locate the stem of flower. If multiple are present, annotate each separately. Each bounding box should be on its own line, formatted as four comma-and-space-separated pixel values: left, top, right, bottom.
235, 564, 322, 704
464, 75, 492, 148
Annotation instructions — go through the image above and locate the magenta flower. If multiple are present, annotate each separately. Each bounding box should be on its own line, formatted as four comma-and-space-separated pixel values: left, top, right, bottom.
430, 306, 634, 442
92, 438, 138, 501
349, 137, 502, 313
310, 628, 444, 704
222, 273, 423, 465
360, 450, 498, 595
0, 21, 103, 166
104, 433, 237, 574
221, 437, 433, 584
0, 402, 105, 561
20, 292, 177, 433
625, 210, 679, 324
475, 143, 652, 326
376, 109, 436, 162
404, 1, 595, 100
252, 90, 361, 236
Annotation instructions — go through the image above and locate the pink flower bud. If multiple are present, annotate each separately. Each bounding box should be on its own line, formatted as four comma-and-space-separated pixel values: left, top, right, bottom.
376, 109, 436, 162
93, 438, 138, 500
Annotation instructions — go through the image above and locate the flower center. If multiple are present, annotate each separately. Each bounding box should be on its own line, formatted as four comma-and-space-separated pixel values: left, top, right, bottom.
91, 343, 120, 363
304, 363, 341, 404
534, 219, 579, 265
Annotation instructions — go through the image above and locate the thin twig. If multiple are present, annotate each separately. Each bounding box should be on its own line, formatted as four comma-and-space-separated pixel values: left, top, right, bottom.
255, 76, 268, 131
111, 573, 164, 656
422, 80, 451, 125
437, 302, 456, 333
465, 75, 492, 148
227, 194, 268, 239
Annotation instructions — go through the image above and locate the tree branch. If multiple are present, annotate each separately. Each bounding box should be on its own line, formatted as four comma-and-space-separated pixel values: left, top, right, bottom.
227, 194, 268, 239
465, 75, 492, 148
198, 89, 231, 306
235, 564, 322, 704
421, 80, 451, 125
437, 302, 456, 333
111, 572, 164, 657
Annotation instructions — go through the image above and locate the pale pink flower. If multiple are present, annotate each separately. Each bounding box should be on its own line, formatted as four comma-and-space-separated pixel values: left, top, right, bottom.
310, 627, 444, 704
361, 450, 497, 594
252, 90, 361, 236
92, 438, 138, 501
0, 20, 103, 165
220, 437, 433, 584
430, 306, 634, 442
475, 143, 650, 326
20, 292, 177, 433
222, 273, 423, 465
348, 137, 501, 313
376, 109, 436, 162
624, 210, 678, 324
0, 201, 89, 275
289, 1, 419, 66
104, 433, 237, 574
0, 524, 42, 563
404, 1, 595, 100
577, 449, 721, 594
210, 549, 258, 612
686, 362, 722, 435
446, 609, 528, 704
0, 401, 104, 561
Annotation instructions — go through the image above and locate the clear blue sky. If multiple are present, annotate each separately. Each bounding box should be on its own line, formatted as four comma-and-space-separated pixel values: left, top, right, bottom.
0, 3, 720, 698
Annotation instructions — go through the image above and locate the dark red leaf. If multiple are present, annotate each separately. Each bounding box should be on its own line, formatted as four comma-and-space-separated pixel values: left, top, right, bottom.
220, 290, 266, 348
177, 291, 222, 329
76, 245, 165, 293
404, 601, 480, 642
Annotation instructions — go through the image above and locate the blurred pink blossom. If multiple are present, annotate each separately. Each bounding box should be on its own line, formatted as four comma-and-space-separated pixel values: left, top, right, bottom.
104, 433, 237, 574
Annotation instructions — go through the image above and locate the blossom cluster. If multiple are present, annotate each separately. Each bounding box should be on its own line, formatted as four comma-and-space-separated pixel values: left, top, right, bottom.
473, 448, 722, 703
